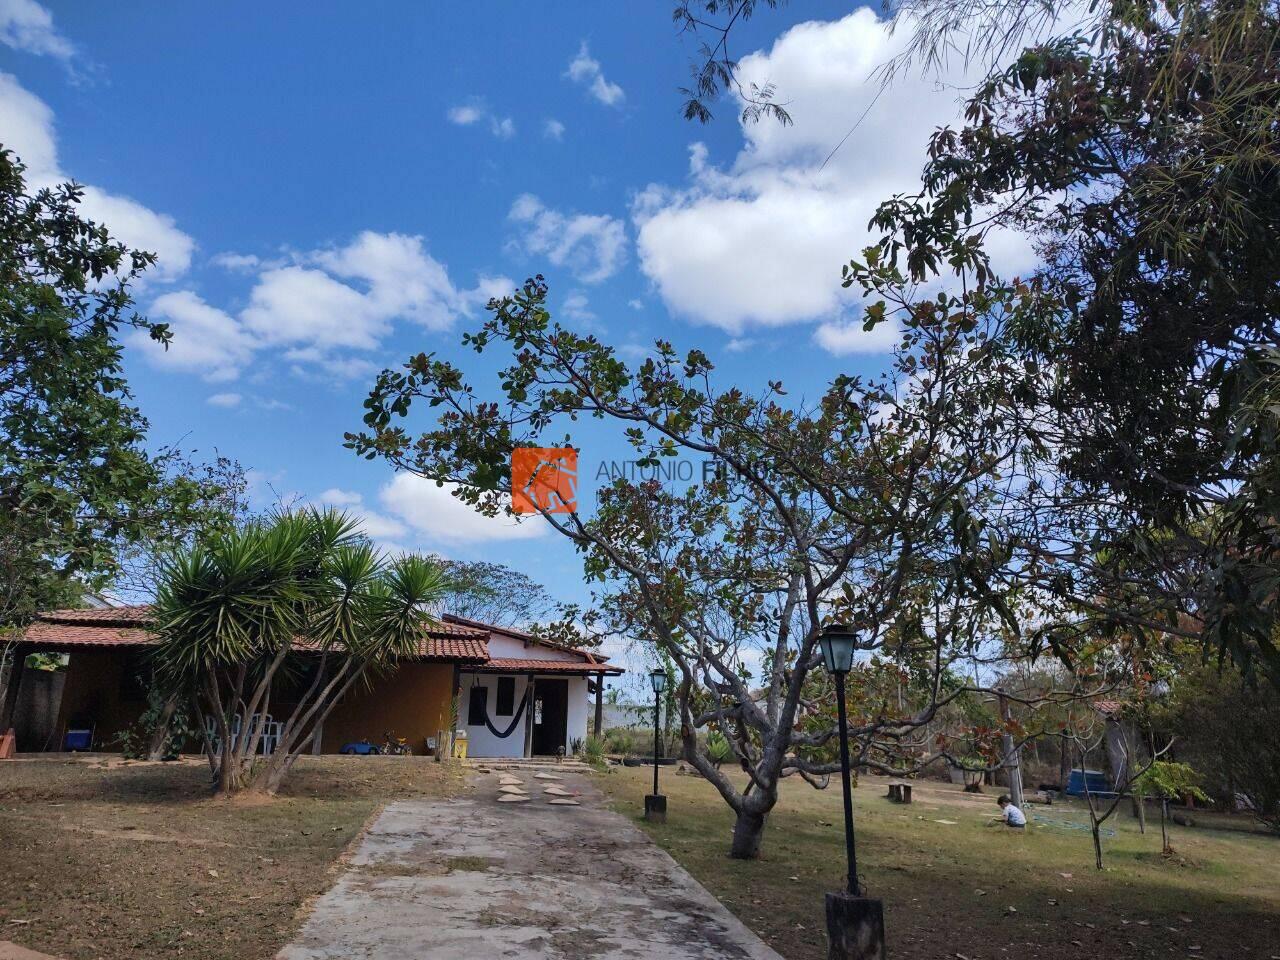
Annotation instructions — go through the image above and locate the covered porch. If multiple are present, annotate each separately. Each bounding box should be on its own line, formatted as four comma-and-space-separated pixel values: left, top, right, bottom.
457, 661, 623, 759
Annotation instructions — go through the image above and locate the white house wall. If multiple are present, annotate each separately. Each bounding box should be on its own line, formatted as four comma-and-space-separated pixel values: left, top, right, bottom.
459, 673, 531, 758
457, 672, 592, 758
485, 632, 583, 661
564, 675, 589, 751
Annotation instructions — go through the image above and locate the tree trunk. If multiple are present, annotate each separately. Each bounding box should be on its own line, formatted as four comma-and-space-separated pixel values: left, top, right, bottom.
1160, 799, 1171, 855
215, 749, 242, 796
1091, 821, 1104, 870
730, 807, 769, 860
249, 751, 296, 796
145, 695, 179, 761
1132, 793, 1146, 834
998, 692, 1024, 809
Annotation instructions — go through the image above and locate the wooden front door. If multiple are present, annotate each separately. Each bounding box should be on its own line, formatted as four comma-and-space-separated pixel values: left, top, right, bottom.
531, 678, 568, 756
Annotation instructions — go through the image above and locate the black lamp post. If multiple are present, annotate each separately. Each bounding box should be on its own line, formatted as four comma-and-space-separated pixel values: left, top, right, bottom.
644, 667, 668, 823
817, 624, 885, 960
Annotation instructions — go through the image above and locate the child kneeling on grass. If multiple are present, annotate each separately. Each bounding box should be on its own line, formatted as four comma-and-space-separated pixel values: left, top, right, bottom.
990, 794, 1027, 829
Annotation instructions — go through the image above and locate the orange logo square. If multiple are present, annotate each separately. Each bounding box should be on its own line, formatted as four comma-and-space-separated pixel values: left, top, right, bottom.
511, 447, 578, 514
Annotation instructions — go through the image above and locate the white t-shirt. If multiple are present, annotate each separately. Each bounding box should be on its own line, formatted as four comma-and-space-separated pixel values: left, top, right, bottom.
1003, 803, 1027, 826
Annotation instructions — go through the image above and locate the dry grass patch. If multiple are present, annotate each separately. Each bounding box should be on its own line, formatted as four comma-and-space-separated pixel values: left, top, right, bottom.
600, 765, 1280, 960
0, 754, 463, 960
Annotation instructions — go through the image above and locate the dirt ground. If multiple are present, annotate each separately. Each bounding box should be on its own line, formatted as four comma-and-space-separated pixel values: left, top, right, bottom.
0, 754, 462, 960
600, 766, 1280, 960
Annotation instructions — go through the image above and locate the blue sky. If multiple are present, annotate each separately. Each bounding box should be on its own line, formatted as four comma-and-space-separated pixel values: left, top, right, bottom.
1, 2, 1031, 671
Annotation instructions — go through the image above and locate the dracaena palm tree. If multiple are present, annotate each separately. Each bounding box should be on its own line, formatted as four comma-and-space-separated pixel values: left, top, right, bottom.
152, 508, 446, 795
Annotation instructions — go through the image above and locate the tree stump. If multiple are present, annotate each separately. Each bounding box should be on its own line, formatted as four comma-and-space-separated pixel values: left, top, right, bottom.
826, 892, 885, 960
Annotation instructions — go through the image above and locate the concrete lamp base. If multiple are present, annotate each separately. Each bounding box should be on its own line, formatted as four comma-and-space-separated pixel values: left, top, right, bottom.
644, 793, 667, 823
825, 892, 885, 960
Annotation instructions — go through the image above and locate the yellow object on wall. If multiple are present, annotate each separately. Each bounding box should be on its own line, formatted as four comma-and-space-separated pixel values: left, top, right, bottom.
452, 730, 468, 759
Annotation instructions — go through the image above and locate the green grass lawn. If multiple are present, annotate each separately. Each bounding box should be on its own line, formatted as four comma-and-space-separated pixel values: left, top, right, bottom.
599, 765, 1280, 960
0, 754, 462, 960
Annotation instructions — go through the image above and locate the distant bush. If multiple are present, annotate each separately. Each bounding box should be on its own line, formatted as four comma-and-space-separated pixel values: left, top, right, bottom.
603, 726, 645, 755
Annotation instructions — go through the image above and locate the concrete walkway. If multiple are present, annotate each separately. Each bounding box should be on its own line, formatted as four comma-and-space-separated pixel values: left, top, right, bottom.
278, 769, 782, 960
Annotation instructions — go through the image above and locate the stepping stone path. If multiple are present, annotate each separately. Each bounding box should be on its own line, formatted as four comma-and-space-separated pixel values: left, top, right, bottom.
543, 786, 574, 797
496, 794, 531, 803
534, 773, 562, 781
498, 785, 528, 795
548, 798, 581, 806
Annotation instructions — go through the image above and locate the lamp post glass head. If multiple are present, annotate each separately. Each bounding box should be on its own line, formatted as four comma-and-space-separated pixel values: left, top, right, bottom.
818, 624, 857, 675
649, 668, 667, 694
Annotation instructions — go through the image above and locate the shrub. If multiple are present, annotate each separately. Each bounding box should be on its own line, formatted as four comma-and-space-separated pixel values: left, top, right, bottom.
582, 734, 606, 767
603, 726, 644, 755
705, 731, 733, 768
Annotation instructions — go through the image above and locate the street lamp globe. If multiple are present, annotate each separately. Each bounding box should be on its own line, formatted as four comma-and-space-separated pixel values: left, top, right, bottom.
649, 668, 668, 694
818, 624, 858, 674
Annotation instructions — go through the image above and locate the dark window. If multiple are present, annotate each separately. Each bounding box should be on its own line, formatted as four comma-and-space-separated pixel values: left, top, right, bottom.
467, 685, 488, 726
496, 677, 515, 716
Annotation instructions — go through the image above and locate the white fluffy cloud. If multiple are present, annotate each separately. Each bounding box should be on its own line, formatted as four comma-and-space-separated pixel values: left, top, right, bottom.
447, 104, 483, 126
508, 194, 626, 284
142, 232, 512, 380
543, 118, 565, 140
133, 291, 258, 382
0, 0, 71, 60
0, 72, 195, 281
243, 265, 386, 350
316, 231, 492, 332
313, 480, 544, 552
561, 290, 596, 324
314, 487, 408, 544
633, 9, 1038, 349
566, 42, 624, 107
209, 252, 261, 272
379, 474, 546, 546
812, 318, 902, 356
447, 100, 516, 139
206, 392, 242, 408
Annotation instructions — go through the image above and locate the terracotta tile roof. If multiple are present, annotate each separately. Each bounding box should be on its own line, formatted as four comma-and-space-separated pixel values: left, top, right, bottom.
476, 657, 624, 675
22, 620, 155, 648
22, 606, 622, 673
428, 620, 489, 639
20, 605, 489, 662
417, 636, 488, 662
39, 605, 153, 626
